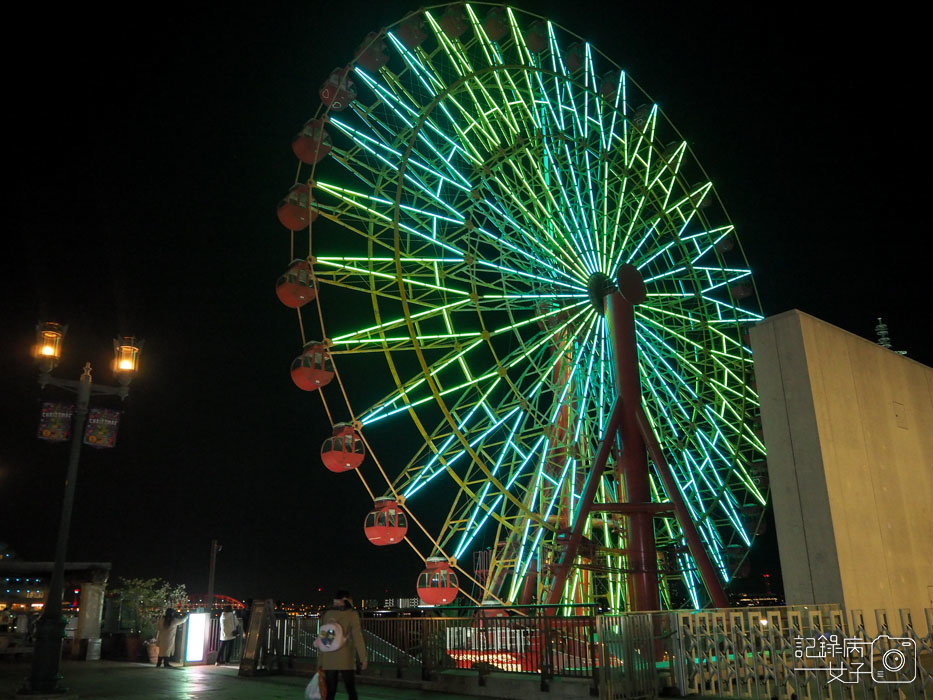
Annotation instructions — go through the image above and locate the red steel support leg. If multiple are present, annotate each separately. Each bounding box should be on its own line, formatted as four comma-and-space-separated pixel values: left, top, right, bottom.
545, 399, 623, 605
636, 406, 729, 608
605, 290, 660, 611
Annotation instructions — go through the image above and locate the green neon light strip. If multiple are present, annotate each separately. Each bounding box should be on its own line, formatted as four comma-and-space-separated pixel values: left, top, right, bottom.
512, 449, 575, 601
355, 63, 482, 168
363, 302, 589, 427
465, 5, 523, 135
361, 338, 485, 424
688, 226, 734, 264
493, 150, 594, 276
475, 260, 586, 293
330, 116, 472, 197
642, 267, 686, 284
474, 224, 585, 287
385, 32, 441, 96
452, 407, 525, 559
330, 300, 469, 343
402, 377, 502, 499
314, 258, 469, 296
572, 331, 601, 444
623, 217, 659, 265
315, 182, 464, 256
635, 240, 676, 271
416, 408, 539, 545
638, 325, 757, 486
482, 172, 591, 282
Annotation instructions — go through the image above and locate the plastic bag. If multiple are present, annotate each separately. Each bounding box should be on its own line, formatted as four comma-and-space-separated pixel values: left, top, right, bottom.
304, 672, 322, 700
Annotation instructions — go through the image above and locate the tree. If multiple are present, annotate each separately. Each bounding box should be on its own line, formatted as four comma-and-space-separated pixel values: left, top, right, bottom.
109, 577, 188, 640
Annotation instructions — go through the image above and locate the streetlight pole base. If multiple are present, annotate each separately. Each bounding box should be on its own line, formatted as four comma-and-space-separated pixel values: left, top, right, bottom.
20, 613, 69, 697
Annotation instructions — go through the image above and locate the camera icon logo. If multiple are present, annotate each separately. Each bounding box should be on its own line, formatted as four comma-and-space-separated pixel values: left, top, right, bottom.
871, 635, 917, 683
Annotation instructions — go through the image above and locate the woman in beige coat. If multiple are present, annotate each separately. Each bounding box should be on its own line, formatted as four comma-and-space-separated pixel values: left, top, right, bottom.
155, 608, 188, 668
318, 590, 367, 700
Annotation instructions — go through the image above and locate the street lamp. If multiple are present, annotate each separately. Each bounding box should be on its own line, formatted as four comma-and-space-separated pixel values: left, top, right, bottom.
22, 323, 142, 696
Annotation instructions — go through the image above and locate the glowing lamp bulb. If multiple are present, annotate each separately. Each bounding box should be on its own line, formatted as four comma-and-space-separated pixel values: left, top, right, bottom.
118, 359, 134, 370
41, 345, 55, 356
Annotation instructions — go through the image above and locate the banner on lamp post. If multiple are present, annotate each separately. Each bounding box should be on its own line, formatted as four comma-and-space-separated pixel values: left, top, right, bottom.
38, 402, 74, 442
83, 408, 121, 448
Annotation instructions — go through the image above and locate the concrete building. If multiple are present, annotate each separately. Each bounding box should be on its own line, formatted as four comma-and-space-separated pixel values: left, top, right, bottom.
750, 310, 932, 634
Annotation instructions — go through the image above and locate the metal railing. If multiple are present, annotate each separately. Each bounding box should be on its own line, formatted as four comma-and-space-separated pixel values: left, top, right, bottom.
268, 605, 600, 690
665, 606, 933, 700
256, 605, 933, 700
598, 613, 657, 700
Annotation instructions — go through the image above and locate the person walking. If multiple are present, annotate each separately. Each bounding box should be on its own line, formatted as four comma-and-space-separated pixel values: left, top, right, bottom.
318, 590, 367, 700
155, 608, 188, 668
216, 605, 240, 665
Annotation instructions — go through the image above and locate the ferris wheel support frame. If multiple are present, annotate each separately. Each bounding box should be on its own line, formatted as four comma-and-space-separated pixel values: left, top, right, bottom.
546, 266, 729, 610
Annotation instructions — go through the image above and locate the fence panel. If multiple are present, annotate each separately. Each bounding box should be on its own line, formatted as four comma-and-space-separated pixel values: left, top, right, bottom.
598, 614, 657, 700
667, 606, 932, 700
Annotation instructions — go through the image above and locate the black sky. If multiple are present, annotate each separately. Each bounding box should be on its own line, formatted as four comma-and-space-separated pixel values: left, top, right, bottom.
1, 2, 928, 606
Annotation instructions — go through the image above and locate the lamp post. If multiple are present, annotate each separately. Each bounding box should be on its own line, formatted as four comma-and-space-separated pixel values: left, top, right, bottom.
22, 323, 142, 696
206, 539, 222, 614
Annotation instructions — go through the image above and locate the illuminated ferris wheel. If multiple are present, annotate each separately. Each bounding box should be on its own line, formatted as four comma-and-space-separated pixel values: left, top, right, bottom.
275, 3, 767, 611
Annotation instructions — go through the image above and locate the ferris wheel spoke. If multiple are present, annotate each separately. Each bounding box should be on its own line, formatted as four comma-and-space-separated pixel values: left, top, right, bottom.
463, 6, 525, 131
637, 353, 753, 531
540, 39, 607, 268
328, 135, 473, 226
473, 195, 589, 283
353, 66, 457, 156
329, 300, 470, 349
400, 385, 559, 540
418, 29, 520, 154
634, 321, 759, 497
484, 170, 594, 278
520, 82, 604, 274
360, 301, 592, 428
398, 307, 598, 505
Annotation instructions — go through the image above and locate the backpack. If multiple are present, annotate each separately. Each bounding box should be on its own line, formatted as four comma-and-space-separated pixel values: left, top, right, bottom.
313, 621, 347, 652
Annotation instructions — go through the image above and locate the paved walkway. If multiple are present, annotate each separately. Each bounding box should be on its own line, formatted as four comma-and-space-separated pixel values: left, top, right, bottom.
0, 661, 487, 700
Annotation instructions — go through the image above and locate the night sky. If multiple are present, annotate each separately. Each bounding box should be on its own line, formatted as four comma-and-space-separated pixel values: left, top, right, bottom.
1, 2, 927, 607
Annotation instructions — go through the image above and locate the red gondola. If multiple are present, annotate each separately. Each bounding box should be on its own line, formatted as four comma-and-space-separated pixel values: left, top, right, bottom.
275, 259, 316, 308
691, 183, 712, 209
715, 235, 735, 254
277, 183, 318, 230
416, 557, 459, 606
355, 32, 389, 73
292, 120, 332, 165
483, 7, 508, 42
319, 68, 357, 111
564, 42, 584, 73
439, 6, 467, 39
600, 70, 620, 100
396, 14, 427, 50
363, 497, 408, 545
525, 21, 547, 53
321, 423, 365, 472
290, 341, 333, 391
631, 104, 652, 131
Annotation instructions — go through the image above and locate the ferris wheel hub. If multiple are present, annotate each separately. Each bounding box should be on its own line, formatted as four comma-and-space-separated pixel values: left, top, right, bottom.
616, 264, 647, 305
586, 272, 614, 313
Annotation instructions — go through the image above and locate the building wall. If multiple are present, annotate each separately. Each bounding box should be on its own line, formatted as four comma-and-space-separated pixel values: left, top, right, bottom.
750, 310, 933, 632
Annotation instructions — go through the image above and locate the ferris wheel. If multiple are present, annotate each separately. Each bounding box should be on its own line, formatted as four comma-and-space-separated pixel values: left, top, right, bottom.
275, 3, 767, 611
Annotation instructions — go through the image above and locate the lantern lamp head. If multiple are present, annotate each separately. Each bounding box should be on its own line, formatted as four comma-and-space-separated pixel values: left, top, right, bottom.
113, 336, 143, 384
35, 322, 66, 371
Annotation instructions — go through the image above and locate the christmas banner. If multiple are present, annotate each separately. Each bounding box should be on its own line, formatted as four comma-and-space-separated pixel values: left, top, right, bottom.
38, 402, 73, 442
83, 408, 121, 448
